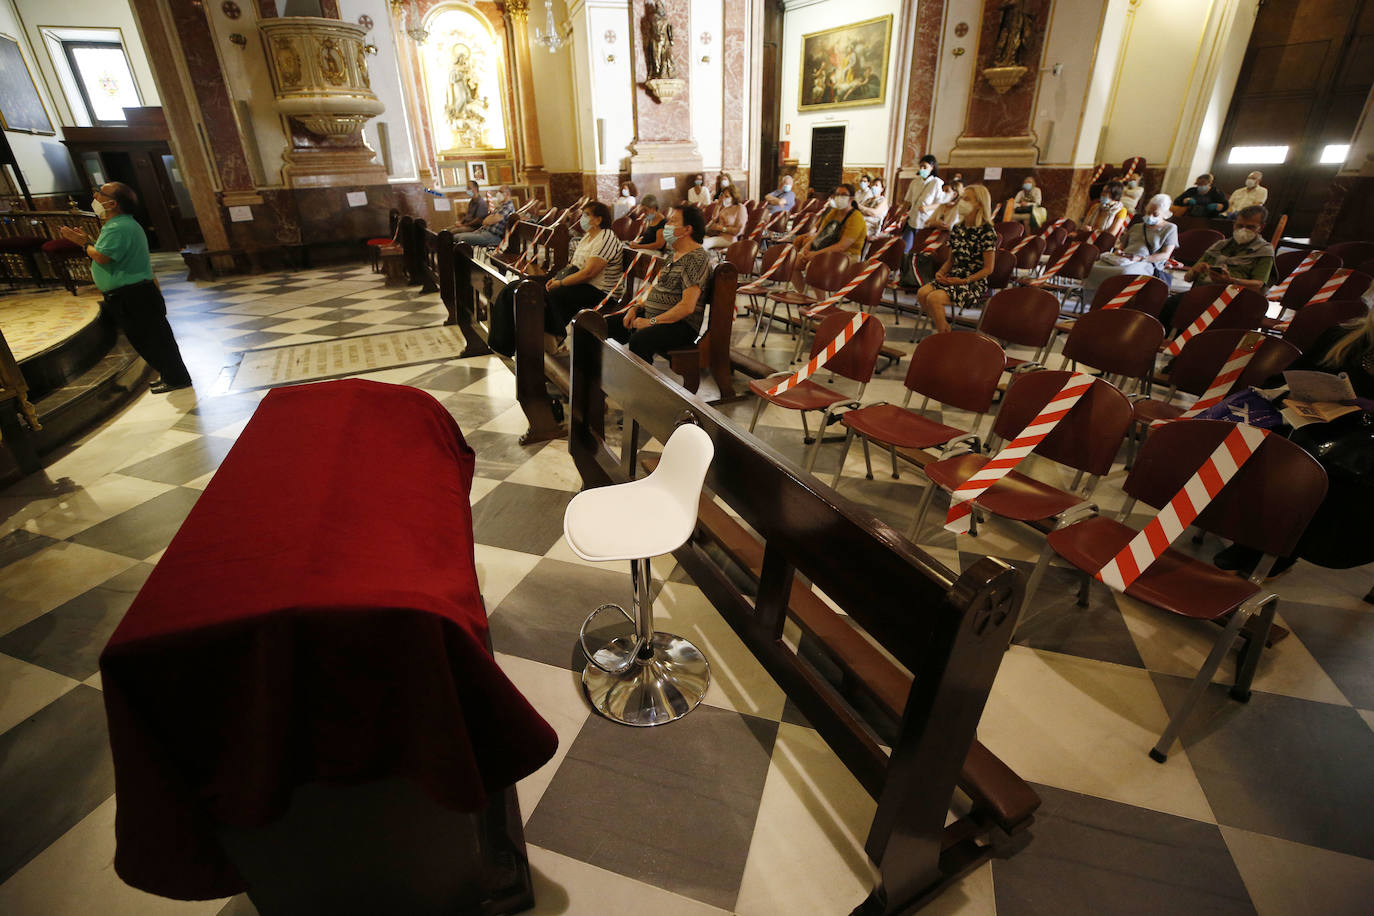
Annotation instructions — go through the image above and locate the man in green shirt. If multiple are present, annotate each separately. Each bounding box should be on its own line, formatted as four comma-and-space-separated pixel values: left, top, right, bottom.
1158, 204, 1276, 332
60, 182, 191, 393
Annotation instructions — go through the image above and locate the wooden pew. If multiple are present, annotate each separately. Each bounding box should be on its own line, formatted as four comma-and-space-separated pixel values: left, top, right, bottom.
666, 261, 739, 400
566, 311, 1040, 915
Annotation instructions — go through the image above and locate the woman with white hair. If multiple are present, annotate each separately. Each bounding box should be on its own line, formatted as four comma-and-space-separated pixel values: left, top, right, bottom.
1081, 193, 1179, 303
915, 184, 997, 333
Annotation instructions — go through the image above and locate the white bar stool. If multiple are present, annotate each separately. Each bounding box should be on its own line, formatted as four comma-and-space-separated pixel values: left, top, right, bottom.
564, 423, 715, 726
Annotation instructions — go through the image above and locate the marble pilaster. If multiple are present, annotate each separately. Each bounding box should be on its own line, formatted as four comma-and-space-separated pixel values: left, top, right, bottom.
948, 0, 1047, 167
901, 0, 946, 167
721, 1, 746, 171
628, 0, 701, 181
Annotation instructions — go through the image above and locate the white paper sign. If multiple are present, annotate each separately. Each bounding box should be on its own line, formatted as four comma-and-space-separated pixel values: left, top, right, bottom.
659, 176, 676, 190
346, 191, 368, 207
983, 166, 1003, 180
229, 205, 253, 222
433, 197, 452, 211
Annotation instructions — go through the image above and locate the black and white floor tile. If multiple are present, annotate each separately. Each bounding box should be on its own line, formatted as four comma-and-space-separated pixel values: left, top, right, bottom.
1, 258, 1372, 914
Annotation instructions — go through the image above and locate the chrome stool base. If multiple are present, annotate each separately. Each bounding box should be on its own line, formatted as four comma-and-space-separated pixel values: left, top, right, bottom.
582, 632, 710, 727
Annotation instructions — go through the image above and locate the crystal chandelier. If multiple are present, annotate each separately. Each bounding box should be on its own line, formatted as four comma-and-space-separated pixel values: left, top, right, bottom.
533, 0, 569, 53
390, 0, 429, 44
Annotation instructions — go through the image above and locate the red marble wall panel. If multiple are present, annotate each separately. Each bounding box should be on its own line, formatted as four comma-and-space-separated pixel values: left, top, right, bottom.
319, 0, 341, 18
633, 0, 692, 143
965, 0, 1045, 139
257, 2, 278, 18
721, 1, 746, 169
165, 0, 256, 192
901, 0, 946, 166
549, 172, 584, 207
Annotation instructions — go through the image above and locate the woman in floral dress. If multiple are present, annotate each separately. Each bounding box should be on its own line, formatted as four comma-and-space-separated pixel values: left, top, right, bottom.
915, 184, 998, 333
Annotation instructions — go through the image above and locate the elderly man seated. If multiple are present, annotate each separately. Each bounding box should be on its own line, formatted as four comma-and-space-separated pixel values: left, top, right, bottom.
762, 175, 797, 216
1158, 204, 1275, 328
1225, 171, 1268, 217
1176, 173, 1227, 218
455, 185, 517, 248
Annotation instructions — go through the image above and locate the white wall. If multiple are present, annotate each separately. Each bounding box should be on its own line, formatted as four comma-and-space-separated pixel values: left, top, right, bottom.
577, 0, 634, 173
778, 0, 903, 169
929, 0, 979, 163
0, 1, 78, 194
1032, 0, 1114, 165
690, 0, 723, 171
340, 0, 417, 182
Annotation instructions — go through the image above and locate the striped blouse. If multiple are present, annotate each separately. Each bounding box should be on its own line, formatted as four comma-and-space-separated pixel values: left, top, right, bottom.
570, 228, 625, 294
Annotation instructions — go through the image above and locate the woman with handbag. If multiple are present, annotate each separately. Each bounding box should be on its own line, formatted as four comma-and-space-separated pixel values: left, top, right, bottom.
915, 185, 998, 334
1081, 194, 1179, 302
792, 184, 867, 294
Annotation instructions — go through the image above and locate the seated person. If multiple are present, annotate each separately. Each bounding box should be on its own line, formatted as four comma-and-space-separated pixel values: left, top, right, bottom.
856, 175, 877, 206
1082, 181, 1128, 235
613, 182, 637, 220
1121, 171, 1145, 215
486, 201, 623, 356
607, 203, 712, 365
456, 185, 516, 248
713, 172, 735, 202
1009, 176, 1044, 230
763, 176, 797, 216
927, 179, 965, 230
687, 173, 711, 207
1226, 171, 1268, 217
858, 177, 889, 235
628, 194, 667, 251
703, 186, 747, 251
457, 179, 489, 231
1159, 204, 1276, 328
1176, 173, 1227, 217
1082, 194, 1179, 302
794, 184, 868, 292
915, 185, 998, 334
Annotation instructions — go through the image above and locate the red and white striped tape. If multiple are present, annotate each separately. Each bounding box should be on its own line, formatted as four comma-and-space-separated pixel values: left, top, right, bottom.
596, 250, 649, 309
921, 230, 946, 254
766, 311, 870, 396
1010, 234, 1037, 257
749, 211, 786, 240
1162, 285, 1242, 357
513, 225, 555, 273
1308, 268, 1353, 305
1095, 424, 1269, 591
603, 259, 663, 318
1029, 241, 1082, 285
1044, 218, 1070, 236
801, 242, 898, 318
1154, 337, 1263, 426
943, 373, 1097, 533
1101, 274, 1153, 310
497, 217, 522, 253
1123, 157, 1142, 177
739, 250, 791, 294
1089, 164, 1106, 185
1265, 251, 1322, 301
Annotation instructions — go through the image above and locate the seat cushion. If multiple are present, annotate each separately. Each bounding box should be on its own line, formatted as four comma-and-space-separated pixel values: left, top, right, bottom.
366, 237, 394, 246
1131, 398, 1184, 423
766, 290, 817, 305
0, 235, 45, 251
925, 453, 1083, 522
841, 404, 969, 450
1048, 516, 1260, 620
41, 238, 83, 255
748, 376, 851, 411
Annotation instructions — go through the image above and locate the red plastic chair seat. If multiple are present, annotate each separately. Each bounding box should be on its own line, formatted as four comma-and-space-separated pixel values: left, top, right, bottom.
925, 453, 1082, 522
0, 235, 45, 251
1132, 399, 1184, 424
748, 376, 851, 411
840, 404, 968, 450
1004, 355, 1032, 371
1048, 516, 1260, 620
766, 290, 818, 305
41, 238, 83, 256
366, 237, 393, 246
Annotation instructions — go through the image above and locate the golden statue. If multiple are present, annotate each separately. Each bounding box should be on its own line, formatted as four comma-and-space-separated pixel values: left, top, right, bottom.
992, 0, 1035, 68
444, 43, 489, 148
645, 1, 675, 81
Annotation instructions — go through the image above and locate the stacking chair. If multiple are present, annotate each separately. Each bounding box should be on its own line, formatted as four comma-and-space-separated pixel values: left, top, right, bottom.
1326, 240, 1374, 266
1010, 234, 1045, 276
568, 423, 715, 725
1018, 419, 1327, 761
1173, 228, 1225, 266
829, 331, 1005, 486
995, 221, 1026, 249
1273, 248, 1341, 283
1167, 284, 1267, 340
985, 249, 1018, 292
1060, 308, 1165, 392
1281, 299, 1368, 352
978, 286, 1060, 370
1032, 242, 1099, 313
742, 244, 799, 346
760, 249, 850, 350
611, 216, 635, 241
792, 261, 891, 362
748, 310, 886, 472
909, 372, 1133, 539
1038, 227, 1069, 269
1052, 273, 1169, 345
1267, 268, 1372, 329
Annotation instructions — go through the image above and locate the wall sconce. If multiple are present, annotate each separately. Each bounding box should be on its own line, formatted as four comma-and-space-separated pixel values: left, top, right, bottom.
952, 47, 965, 57
605, 53, 616, 64
701, 55, 710, 64
229, 33, 247, 48
364, 43, 379, 56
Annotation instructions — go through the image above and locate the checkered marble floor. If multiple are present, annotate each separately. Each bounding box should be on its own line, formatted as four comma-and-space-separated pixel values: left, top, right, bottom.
1, 260, 1373, 915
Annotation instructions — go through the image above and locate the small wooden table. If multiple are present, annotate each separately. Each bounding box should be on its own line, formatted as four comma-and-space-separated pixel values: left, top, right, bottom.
380, 244, 407, 287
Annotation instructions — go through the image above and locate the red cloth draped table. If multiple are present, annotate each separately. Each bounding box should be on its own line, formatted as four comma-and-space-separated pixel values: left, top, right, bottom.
100, 378, 558, 900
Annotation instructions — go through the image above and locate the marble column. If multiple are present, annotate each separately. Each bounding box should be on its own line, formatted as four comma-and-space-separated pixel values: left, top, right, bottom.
628, 0, 702, 186
948, 0, 1048, 168
901, 0, 946, 167
502, 0, 549, 188
721, 0, 746, 172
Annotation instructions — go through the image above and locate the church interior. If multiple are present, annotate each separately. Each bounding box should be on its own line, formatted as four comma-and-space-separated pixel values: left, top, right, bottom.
0, 0, 1372, 913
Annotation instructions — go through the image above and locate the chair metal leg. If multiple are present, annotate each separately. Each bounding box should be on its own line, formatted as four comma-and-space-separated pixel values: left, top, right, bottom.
749, 397, 766, 432
888, 444, 900, 479
1231, 591, 1279, 701
861, 436, 874, 479
1017, 542, 1057, 632
800, 411, 812, 443
1149, 605, 1252, 762
908, 482, 938, 540
831, 426, 856, 488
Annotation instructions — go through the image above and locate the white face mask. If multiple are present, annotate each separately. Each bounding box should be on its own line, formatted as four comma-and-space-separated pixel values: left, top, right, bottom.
1233, 228, 1258, 245
956, 199, 974, 217
1145, 214, 1161, 225
1127, 180, 1138, 189
782, 182, 792, 191
860, 181, 869, 189
621, 188, 629, 197
720, 179, 730, 187
1245, 178, 1258, 189
91, 199, 107, 219
1197, 184, 1211, 194
918, 167, 932, 178
832, 196, 850, 209
1022, 183, 1033, 192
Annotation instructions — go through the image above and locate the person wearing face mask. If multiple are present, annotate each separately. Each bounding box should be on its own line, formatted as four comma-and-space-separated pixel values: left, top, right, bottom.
608, 203, 713, 364
58, 182, 192, 393
794, 184, 868, 291
1010, 176, 1044, 230
703, 186, 746, 251
713, 172, 735, 202
1081, 194, 1179, 303
902, 154, 944, 250
1158, 204, 1276, 330
928, 179, 965, 231
1225, 171, 1268, 217
457, 178, 490, 231
456, 184, 517, 247
858, 177, 889, 235
687, 173, 711, 207
763, 175, 797, 216
1177, 173, 1226, 218
855, 175, 875, 205
1083, 181, 1129, 235
1120, 171, 1145, 215
915, 185, 998, 334
614, 181, 637, 220
629, 194, 668, 251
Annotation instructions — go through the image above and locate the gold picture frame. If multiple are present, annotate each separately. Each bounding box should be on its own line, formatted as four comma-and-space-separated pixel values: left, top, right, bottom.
0, 34, 54, 135
797, 15, 893, 113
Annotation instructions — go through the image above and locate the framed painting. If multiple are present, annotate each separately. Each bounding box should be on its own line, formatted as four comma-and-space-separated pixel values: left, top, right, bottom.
797, 15, 893, 112
467, 161, 488, 186
0, 35, 54, 135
